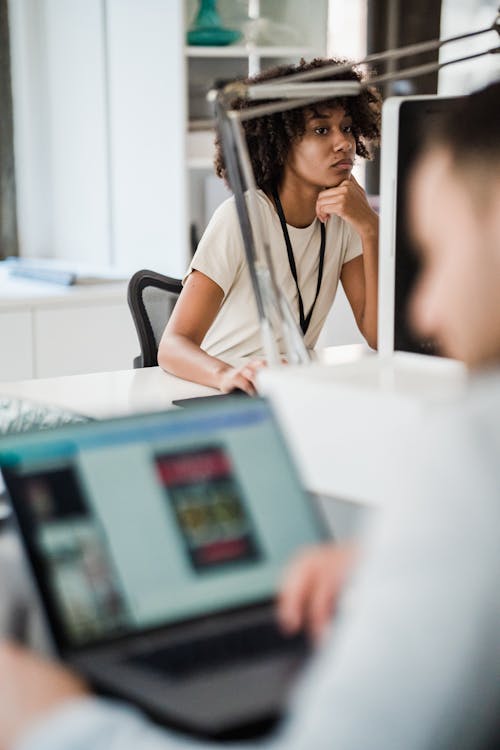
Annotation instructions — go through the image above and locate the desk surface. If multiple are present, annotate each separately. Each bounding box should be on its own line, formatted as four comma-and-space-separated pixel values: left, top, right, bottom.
0, 352, 363, 506
0, 348, 467, 507
258, 351, 467, 506
0, 345, 371, 419
0, 367, 218, 419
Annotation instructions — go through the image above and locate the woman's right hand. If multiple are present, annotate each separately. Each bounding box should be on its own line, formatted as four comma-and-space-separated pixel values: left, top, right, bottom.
218, 359, 266, 395
159, 272, 268, 394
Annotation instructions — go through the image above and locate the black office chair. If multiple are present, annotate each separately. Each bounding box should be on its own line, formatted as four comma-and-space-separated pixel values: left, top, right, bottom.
127, 269, 183, 368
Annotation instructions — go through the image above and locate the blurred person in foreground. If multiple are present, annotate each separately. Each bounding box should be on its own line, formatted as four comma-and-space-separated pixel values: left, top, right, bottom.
0, 81, 499, 750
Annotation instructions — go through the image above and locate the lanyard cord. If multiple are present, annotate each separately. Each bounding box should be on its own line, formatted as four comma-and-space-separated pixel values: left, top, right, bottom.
271, 187, 326, 336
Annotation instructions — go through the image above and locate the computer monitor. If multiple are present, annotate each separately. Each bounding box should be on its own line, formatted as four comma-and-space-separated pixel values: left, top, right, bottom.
377, 95, 464, 357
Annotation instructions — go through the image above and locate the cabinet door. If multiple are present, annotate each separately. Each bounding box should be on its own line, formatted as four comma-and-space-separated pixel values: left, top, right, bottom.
0, 311, 34, 381
34, 303, 138, 378
106, 0, 188, 277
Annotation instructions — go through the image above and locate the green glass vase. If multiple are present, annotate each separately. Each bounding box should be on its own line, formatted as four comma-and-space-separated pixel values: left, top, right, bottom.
187, 0, 242, 46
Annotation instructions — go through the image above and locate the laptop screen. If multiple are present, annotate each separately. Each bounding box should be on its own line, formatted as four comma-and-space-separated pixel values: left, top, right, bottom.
0, 398, 325, 650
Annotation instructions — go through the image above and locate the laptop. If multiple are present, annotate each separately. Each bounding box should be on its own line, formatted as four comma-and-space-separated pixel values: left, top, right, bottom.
0, 397, 328, 739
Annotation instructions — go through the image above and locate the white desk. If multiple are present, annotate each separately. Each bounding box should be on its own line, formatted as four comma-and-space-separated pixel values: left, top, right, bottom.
259, 351, 467, 507
0, 349, 468, 508
0, 367, 218, 420
0, 346, 369, 420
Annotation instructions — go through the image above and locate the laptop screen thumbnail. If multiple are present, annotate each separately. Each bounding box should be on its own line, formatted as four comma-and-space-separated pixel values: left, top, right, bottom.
0, 399, 324, 649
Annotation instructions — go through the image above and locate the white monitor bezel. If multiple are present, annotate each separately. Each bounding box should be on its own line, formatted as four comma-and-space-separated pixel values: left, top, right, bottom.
377, 94, 446, 358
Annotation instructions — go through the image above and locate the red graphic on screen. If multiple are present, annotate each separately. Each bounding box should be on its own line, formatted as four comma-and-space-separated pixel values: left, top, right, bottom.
155, 446, 261, 572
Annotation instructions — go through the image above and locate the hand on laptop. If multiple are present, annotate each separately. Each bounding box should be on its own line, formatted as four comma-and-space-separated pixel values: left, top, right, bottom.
0, 640, 87, 749
219, 359, 266, 396
277, 542, 359, 643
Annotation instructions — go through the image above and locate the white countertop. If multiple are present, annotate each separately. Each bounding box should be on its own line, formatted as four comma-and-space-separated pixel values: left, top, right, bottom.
0, 367, 217, 419
0, 264, 129, 309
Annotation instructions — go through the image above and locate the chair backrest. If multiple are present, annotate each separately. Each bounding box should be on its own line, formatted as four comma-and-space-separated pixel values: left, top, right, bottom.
127, 269, 182, 368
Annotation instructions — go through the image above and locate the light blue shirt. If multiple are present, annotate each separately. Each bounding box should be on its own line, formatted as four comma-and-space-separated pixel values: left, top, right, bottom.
15, 372, 500, 750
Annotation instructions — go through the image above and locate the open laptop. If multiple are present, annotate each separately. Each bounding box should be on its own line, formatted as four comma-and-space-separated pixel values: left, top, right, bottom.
0, 397, 328, 739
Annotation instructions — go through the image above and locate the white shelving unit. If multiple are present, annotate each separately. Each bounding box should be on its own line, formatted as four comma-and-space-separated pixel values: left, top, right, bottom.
186, 44, 317, 64
186, 44, 317, 169
184, 0, 329, 242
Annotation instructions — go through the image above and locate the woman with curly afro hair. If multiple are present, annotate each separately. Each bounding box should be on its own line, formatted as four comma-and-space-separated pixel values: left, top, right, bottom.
159, 58, 382, 393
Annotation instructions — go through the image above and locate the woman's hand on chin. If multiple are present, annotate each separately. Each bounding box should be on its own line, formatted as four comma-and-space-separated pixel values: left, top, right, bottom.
316, 176, 378, 240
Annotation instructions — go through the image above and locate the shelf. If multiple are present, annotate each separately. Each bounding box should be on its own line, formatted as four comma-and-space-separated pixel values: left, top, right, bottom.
185, 0, 328, 233
188, 157, 214, 170
187, 129, 215, 170
186, 45, 316, 58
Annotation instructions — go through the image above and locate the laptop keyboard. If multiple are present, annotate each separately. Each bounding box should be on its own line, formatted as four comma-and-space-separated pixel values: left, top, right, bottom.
128, 621, 308, 679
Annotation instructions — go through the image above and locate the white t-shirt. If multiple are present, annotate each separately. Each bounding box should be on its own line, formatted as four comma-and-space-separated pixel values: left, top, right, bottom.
185, 190, 362, 362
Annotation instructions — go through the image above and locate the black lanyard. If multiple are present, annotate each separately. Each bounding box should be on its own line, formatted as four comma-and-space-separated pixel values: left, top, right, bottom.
272, 187, 326, 336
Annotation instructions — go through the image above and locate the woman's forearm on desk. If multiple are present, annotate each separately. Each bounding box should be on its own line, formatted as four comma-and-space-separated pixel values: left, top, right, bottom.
158, 332, 230, 390
157, 270, 230, 391
158, 271, 261, 395
158, 335, 262, 395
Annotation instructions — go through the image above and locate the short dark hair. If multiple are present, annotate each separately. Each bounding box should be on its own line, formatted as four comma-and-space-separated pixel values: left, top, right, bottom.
214, 58, 382, 193
426, 80, 500, 170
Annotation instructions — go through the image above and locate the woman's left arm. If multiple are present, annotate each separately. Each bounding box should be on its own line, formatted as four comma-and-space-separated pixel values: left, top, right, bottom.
316, 176, 379, 349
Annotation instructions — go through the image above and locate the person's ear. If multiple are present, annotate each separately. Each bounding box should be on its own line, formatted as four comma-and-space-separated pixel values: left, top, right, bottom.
490, 186, 500, 253
481, 185, 500, 272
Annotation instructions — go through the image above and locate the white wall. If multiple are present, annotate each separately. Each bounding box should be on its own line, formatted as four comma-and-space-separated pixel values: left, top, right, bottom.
9, 0, 188, 276
44, 0, 110, 265
106, 0, 188, 276
439, 0, 500, 95
8, 0, 53, 258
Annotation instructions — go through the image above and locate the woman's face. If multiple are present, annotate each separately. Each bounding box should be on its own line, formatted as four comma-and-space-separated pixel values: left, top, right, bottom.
284, 107, 356, 189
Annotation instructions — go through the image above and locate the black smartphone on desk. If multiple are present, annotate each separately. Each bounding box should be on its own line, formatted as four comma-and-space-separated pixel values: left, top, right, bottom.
172, 389, 250, 408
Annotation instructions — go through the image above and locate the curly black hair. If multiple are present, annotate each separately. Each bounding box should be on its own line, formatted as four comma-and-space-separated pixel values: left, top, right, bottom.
214, 58, 382, 193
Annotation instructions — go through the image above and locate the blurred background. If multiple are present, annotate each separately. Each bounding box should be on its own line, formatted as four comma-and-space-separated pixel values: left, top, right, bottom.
0, 0, 499, 362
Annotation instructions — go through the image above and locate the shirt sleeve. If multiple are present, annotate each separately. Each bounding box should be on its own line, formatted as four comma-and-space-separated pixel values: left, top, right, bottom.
183, 198, 245, 298
13, 697, 240, 750
341, 221, 363, 265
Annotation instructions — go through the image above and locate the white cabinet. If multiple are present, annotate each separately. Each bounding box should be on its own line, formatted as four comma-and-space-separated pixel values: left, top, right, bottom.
0, 270, 138, 381
0, 312, 33, 381
34, 303, 137, 379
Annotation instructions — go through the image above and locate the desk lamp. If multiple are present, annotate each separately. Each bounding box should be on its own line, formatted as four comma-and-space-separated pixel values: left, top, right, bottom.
208, 8, 500, 366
